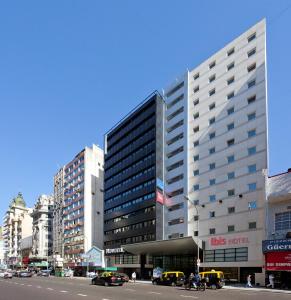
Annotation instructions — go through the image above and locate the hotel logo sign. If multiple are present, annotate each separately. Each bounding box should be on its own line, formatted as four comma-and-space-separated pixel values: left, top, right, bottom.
210, 236, 249, 247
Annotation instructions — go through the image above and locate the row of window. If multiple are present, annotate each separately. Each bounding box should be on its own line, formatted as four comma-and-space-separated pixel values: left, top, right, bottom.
206, 222, 257, 235
204, 247, 248, 262
105, 165, 155, 194
193, 182, 257, 195
105, 179, 155, 205
105, 219, 156, 235
275, 212, 291, 231
105, 192, 155, 214
105, 152, 155, 184
168, 218, 184, 226
65, 156, 84, 175
193, 163, 257, 184
193, 128, 256, 152
104, 233, 156, 247
193, 31, 256, 81
104, 206, 155, 225
193, 146, 257, 167
193, 62, 256, 96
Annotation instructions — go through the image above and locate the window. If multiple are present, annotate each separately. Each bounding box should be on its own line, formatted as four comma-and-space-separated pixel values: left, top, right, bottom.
209, 117, 215, 125
194, 86, 199, 93
193, 112, 199, 119
209, 132, 216, 139
194, 215, 199, 221
227, 138, 235, 147
205, 247, 248, 262
248, 146, 257, 155
209, 178, 216, 186
228, 207, 235, 214
209, 74, 216, 83
227, 106, 234, 115
167, 94, 184, 109
227, 155, 235, 163
248, 79, 256, 88
193, 184, 199, 191
248, 201, 257, 210
167, 146, 184, 158
193, 169, 199, 176
194, 155, 199, 161
248, 129, 256, 138
167, 160, 184, 171
248, 182, 257, 191
209, 228, 216, 234
209, 88, 216, 96
166, 82, 184, 97
248, 112, 256, 121
248, 32, 256, 43
248, 95, 256, 104
167, 133, 183, 145
247, 63, 256, 72
249, 222, 257, 229
210, 211, 215, 218
275, 212, 291, 231
227, 47, 235, 56
209, 195, 216, 202
227, 76, 235, 85
194, 231, 198, 236
209, 102, 215, 110
248, 48, 256, 57
168, 203, 184, 212
194, 98, 199, 106
228, 172, 235, 180
167, 120, 184, 133
248, 164, 256, 173
227, 91, 234, 100
193, 126, 199, 133
228, 225, 235, 232
228, 189, 235, 196
194, 140, 199, 147
227, 61, 235, 71
209, 163, 216, 170
193, 200, 199, 206
167, 174, 184, 185
194, 72, 199, 80
209, 147, 215, 154
227, 123, 234, 131
168, 218, 184, 226
209, 61, 216, 69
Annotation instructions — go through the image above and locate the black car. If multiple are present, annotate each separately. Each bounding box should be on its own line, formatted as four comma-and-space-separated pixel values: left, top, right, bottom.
91, 272, 124, 286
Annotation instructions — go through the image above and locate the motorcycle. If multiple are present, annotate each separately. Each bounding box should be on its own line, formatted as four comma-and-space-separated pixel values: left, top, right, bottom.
184, 278, 206, 291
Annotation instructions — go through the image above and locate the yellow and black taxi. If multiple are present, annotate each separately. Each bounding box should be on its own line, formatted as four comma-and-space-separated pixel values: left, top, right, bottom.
152, 271, 185, 286
199, 270, 225, 289
91, 272, 124, 286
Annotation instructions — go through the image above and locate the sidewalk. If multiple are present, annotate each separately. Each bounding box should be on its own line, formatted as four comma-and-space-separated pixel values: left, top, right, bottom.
223, 285, 291, 294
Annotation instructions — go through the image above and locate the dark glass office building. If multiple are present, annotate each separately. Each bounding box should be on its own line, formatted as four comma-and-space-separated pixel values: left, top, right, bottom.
104, 92, 164, 278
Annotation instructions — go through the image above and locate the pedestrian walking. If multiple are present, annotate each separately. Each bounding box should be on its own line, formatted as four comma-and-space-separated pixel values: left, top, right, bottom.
246, 274, 252, 288
131, 271, 136, 283
266, 273, 274, 289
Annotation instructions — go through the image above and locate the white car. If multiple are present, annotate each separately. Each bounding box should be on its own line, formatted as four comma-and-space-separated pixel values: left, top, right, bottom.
0, 270, 12, 279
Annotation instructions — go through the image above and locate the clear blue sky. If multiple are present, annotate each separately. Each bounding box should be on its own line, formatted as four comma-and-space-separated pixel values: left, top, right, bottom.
1, 0, 291, 218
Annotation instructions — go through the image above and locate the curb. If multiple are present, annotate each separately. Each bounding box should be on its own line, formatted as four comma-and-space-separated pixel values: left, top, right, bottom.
223, 285, 291, 294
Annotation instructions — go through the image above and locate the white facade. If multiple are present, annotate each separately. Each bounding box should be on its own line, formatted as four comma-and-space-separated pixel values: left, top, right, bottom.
31, 194, 54, 258
0, 226, 4, 265
62, 144, 104, 262
163, 19, 267, 274
2, 193, 33, 263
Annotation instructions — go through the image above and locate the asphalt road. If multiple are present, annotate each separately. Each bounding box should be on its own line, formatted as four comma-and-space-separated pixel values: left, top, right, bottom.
0, 276, 290, 300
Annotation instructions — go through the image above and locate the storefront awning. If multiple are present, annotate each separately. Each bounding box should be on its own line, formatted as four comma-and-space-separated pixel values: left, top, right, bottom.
122, 236, 198, 255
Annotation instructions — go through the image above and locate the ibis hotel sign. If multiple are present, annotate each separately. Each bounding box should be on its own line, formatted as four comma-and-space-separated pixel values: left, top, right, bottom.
262, 239, 291, 253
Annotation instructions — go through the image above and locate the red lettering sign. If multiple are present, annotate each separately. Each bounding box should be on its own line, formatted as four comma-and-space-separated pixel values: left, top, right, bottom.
156, 190, 164, 204
210, 236, 249, 247
265, 251, 291, 271
210, 237, 226, 246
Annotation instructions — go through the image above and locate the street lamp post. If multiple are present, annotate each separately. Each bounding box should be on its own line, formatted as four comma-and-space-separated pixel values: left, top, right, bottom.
184, 195, 200, 273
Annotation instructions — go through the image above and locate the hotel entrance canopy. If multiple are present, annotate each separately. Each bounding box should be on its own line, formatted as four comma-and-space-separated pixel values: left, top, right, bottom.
122, 236, 198, 255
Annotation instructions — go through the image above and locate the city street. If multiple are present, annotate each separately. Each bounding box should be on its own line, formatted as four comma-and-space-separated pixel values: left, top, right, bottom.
0, 277, 291, 300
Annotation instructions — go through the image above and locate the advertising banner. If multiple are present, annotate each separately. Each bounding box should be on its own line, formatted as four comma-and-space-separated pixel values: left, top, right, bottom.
265, 251, 291, 271
262, 239, 291, 253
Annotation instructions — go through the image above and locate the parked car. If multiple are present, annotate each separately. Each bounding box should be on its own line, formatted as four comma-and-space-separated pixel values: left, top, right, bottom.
38, 270, 51, 277
152, 271, 185, 286
19, 270, 33, 278
91, 272, 124, 286
118, 273, 129, 282
0, 270, 12, 279
64, 269, 74, 277
199, 270, 225, 289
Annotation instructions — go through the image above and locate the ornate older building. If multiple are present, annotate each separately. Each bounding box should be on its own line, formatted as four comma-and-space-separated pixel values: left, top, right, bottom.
2, 193, 32, 266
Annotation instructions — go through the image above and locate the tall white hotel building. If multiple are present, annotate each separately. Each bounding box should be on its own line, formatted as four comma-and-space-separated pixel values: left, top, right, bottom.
163, 19, 267, 280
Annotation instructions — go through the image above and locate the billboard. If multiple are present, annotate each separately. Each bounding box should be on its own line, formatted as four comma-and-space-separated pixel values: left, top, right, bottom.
265, 251, 291, 271
262, 239, 291, 253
